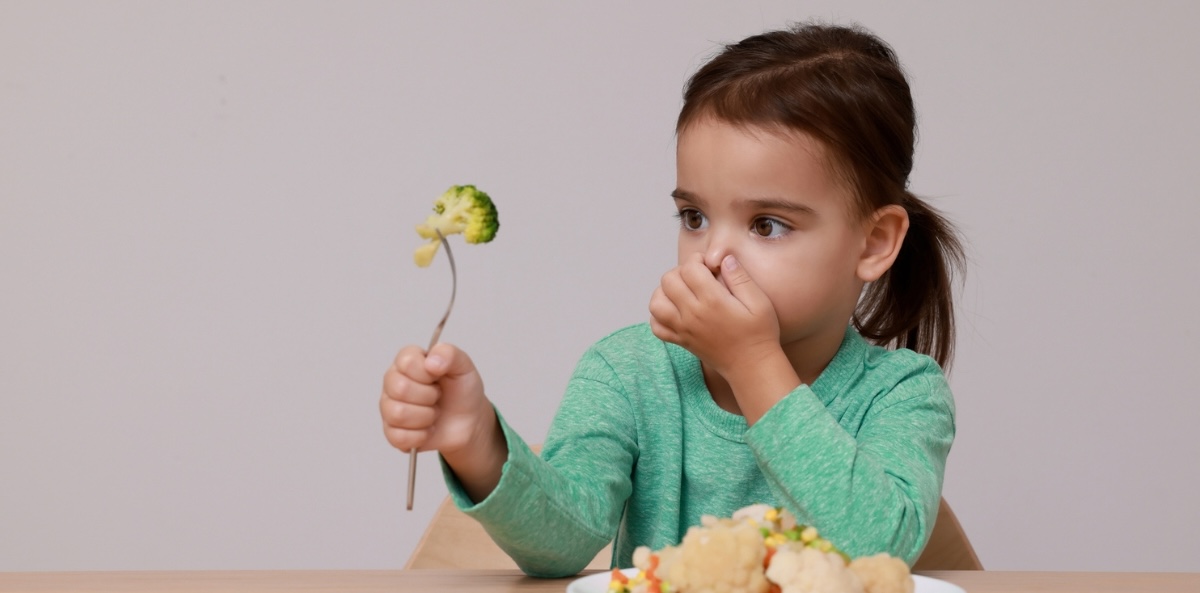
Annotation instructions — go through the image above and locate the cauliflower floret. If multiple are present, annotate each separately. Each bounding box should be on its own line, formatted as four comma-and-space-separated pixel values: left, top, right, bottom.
633, 546, 653, 570
732, 503, 774, 524
622, 504, 911, 593
765, 547, 863, 593
664, 520, 769, 593
847, 554, 914, 593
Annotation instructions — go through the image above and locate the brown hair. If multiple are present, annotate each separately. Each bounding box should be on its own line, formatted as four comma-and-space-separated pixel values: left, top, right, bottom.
677, 22, 965, 369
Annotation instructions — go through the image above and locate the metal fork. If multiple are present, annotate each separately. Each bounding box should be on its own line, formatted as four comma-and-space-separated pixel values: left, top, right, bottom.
408, 229, 456, 511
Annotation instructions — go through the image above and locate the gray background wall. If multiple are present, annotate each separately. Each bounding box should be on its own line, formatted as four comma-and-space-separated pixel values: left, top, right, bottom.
3, 0, 1198, 572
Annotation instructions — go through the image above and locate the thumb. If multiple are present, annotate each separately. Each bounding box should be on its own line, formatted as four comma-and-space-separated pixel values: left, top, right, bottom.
424, 343, 476, 381
720, 255, 766, 309
424, 343, 487, 415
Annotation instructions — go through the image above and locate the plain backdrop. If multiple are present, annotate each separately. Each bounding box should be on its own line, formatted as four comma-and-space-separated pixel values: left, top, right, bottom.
2, 0, 1198, 572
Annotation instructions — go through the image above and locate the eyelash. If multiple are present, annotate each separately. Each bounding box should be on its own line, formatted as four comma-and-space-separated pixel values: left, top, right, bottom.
673, 209, 792, 239
674, 208, 706, 231
753, 217, 791, 239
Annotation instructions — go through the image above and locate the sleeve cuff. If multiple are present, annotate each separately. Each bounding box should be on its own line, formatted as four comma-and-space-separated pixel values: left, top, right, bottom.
746, 383, 827, 444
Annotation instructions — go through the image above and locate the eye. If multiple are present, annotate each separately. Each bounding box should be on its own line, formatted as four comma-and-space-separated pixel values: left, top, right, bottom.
677, 208, 708, 231
752, 217, 790, 239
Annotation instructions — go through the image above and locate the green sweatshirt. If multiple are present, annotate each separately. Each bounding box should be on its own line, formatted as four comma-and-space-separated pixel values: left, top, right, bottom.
443, 323, 955, 577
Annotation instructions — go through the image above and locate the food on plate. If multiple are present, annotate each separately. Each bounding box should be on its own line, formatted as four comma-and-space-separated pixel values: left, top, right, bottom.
413, 184, 500, 267
608, 504, 913, 593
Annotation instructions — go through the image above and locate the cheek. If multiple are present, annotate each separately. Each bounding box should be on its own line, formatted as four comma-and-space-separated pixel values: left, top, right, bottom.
739, 256, 795, 303
676, 232, 708, 264
743, 249, 828, 313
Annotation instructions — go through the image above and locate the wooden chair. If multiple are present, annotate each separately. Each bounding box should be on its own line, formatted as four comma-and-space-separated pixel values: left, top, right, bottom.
405, 495, 612, 569
408, 496, 979, 570
912, 498, 983, 570
406, 442, 614, 570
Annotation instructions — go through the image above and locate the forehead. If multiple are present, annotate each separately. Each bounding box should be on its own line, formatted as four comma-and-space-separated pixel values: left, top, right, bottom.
675, 118, 849, 208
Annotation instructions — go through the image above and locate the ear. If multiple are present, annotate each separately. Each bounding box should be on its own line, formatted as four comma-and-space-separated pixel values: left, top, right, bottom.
857, 204, 909, 282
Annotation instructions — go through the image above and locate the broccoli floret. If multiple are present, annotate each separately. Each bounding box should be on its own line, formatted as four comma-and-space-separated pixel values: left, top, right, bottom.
413, 184, 500, 267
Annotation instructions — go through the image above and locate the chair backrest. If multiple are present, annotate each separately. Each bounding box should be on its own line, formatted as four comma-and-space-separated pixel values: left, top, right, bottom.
408, 495, 980, 571
407, 443, 977, 573
406, 442, 614, 570
912, 497, 983, 570
405, 495, 613, 569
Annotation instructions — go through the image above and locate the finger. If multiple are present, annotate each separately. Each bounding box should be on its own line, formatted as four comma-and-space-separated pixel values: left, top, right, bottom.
679, 255, 727, 303
382, 367, 441, 406
424, 343, 478, 381
649, 316, 680, 345
659, 268, 699, 310
719, 255, 769, 311
392, 345, 436, 385
383, 425, 432, 453
648, 285, 681, 329
380, 397, 438, 430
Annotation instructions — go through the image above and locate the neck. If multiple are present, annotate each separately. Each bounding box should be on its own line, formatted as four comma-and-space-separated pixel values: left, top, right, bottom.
779, 324, 847, 386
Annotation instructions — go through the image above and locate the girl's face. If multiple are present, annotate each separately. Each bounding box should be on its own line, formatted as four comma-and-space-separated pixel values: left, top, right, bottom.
674, 118, 869, 351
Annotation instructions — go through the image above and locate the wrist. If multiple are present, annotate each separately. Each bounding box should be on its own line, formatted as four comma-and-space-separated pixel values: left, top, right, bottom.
441, 403, 508, 503
721, 346, 801, 425
712, 336, 781, 379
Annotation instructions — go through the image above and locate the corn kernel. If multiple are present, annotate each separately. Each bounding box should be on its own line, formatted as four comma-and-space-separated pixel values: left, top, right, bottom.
800, 526, 818, 543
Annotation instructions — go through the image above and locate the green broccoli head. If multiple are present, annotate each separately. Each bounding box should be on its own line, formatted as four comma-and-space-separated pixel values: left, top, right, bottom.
413, 184, 499, 267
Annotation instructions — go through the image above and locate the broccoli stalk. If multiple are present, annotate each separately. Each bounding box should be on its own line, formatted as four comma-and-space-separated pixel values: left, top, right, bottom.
413, 184, 500, 267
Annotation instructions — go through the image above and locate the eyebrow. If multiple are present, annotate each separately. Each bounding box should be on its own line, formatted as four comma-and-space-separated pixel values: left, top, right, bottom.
671, 189, 816, 216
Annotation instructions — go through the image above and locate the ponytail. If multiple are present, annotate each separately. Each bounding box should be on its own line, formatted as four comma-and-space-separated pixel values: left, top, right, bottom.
854, 192, 964, 370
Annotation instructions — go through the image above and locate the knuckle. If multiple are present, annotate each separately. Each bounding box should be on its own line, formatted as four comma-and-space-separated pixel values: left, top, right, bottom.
383, 425, 403, 447
395, 345, 425, 370
380, 399, 404, 425
383, 372, 408, 400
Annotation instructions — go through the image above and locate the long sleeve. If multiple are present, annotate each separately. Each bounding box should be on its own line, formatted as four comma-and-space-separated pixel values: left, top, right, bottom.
744, 355, 954, 564
438, 324, 955, 575
441, 345, 640, 577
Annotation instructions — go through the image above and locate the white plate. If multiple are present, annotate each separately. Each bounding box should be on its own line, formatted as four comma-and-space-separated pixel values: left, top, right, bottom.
565, 569, 635, 593
566, 568, 965, 593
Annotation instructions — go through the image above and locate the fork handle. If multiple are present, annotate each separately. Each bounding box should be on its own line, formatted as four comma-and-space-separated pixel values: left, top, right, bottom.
407, 231, 456, 510
406, 449, 418, 510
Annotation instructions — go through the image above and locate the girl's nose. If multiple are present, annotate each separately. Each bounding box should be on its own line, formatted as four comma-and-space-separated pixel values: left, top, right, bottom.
702, 231, 732, 273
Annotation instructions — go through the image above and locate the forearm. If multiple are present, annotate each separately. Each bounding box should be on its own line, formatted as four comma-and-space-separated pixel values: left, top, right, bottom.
722, 347, 801, 425
439, 340, 641, 577
745, 384, 952, 563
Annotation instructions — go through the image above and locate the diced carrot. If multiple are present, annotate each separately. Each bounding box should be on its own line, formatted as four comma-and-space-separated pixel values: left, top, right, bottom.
768, 584, 781, 593
611, 568, 629, 584
763, 547, 776, 569
648, 578, 662, 593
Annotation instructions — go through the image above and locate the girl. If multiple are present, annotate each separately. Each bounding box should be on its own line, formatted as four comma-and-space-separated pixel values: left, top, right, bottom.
381, 22, 963, 577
